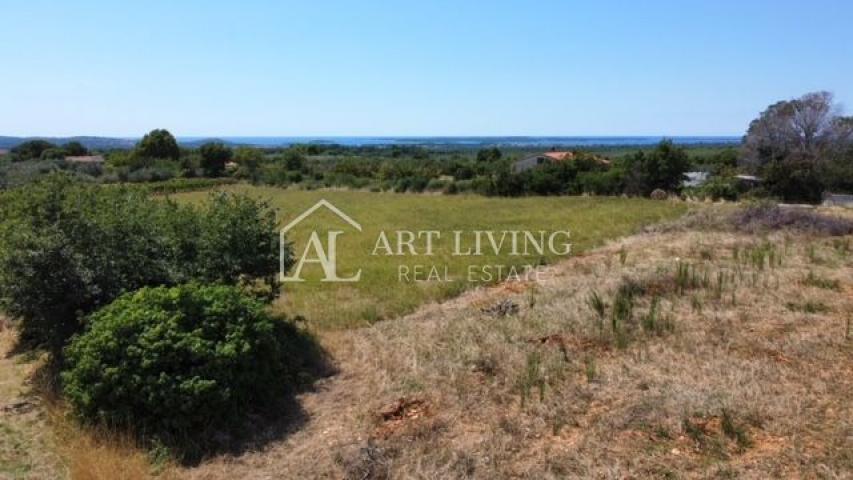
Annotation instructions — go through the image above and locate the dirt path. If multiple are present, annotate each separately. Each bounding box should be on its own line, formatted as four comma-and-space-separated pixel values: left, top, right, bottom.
0, 327, 64, 480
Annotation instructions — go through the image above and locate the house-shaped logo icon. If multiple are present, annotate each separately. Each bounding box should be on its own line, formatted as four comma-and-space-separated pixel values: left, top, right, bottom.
280, 199, 362, 282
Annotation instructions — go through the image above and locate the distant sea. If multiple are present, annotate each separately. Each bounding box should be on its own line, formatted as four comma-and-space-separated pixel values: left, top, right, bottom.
182, 136, 740, 148
0, 135, 742, 151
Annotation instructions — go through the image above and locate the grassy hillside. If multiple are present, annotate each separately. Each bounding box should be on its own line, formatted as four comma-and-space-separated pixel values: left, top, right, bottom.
186, 207, 853, 479
175, 187, 686, 329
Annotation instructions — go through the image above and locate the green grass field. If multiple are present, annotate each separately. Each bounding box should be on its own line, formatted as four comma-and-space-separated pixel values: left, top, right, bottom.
176, 186, 686, 329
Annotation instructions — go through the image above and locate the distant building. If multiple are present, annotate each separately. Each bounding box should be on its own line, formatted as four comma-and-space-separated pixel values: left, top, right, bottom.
512, 151, 575, 173
683, 171, 710, 188
823, 193, 853, 208
734, 174, 761, 187
64, 155, 105, 164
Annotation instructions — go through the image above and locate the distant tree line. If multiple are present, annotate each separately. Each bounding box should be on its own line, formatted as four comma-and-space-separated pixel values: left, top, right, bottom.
2, 91, 852, 201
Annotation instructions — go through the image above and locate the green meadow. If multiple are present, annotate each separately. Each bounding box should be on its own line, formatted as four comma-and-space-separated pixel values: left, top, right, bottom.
176, 186, 686, 329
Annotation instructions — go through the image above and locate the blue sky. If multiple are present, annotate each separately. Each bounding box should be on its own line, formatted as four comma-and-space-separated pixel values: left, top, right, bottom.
1, 0, 851, 137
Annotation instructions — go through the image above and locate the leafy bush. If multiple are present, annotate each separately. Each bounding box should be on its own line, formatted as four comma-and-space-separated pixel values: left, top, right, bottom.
61, 284, 307, 443
689, 176, 739, 201
0, 174, 288, 351
577, 169, 626, 195
139, 177, 238, 194
426, 178, 448, 191
622, 140, 690, 195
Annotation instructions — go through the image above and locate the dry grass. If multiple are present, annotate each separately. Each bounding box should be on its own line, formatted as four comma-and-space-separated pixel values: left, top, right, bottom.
3, 206, 852, 479
0, 324, 178, 480
47, 413, 178, 480
0, 327, 65, 480
184, 208, 853, 479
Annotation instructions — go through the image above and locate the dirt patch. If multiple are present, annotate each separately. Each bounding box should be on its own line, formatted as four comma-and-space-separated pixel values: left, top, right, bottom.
373, 397, 433, 440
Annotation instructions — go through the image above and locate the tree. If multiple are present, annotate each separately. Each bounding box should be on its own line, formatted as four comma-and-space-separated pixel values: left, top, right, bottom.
233, 147, 263, 180
39, 148, 67, 160
741, 92, 853, 201
0, 174, 288, 352
742, 91, 846, 169
63, 141, 89, 156
199, 142, 233, 177
622, 140, 690, 196
135, 129, 180, 160
476, 147, 502, 163
11, 140, 56, 160
282, 149, 305, 171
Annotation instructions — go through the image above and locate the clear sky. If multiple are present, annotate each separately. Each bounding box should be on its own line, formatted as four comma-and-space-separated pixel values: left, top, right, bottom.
1, 0, 851, 137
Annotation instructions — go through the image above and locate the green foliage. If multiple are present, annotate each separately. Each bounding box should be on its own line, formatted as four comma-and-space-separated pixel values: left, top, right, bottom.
476, 147, 502, 163
11, 140, 57, 160
577, 168, 626, 195
61, 284, 308, 443
136, 129, 180, 161
0, 174, 288, 351
762, 157, 824, 203
281, 150, 305, 171
199, 142, 233, 177
622, 140, 690, 196
140, 177, 238, 194
39, 147, 67, 160
690, 176, 740, 201
233, 147, 263, 180
63, 141, 89, 156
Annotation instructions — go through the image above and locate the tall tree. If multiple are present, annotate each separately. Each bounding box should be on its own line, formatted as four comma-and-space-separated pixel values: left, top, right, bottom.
742, 92, 853, 201
11, 140, 56, 160
199, 142, 233, 177
742, 91, 843, 170
136, 129, 180, 160
476, 147, 502, 163
623, 140, 690, 195
63, 141, 89, 156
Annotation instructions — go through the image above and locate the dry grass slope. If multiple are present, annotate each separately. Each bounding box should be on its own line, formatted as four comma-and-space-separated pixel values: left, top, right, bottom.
185, 207, 852, 479
2, 205, 851, 479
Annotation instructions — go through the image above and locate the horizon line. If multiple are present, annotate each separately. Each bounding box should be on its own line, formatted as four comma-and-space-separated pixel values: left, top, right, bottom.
1, 133, 743, 139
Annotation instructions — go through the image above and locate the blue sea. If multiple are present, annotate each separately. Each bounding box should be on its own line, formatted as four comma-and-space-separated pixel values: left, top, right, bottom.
180, 136, 739, 149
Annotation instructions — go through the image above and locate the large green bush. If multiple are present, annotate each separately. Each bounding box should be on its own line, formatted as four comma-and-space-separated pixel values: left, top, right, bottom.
61, 284, 301, 440
0, 173, 289, 351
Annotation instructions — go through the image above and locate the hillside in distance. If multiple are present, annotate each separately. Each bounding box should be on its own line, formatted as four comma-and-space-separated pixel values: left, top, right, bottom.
0, 135, 740, 151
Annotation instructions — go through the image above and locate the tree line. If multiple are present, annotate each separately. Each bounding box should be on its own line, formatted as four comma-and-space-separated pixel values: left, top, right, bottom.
2, 91, 852, 202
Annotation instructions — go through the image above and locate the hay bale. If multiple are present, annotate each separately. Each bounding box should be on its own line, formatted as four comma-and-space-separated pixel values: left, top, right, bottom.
650, 189, 668, 200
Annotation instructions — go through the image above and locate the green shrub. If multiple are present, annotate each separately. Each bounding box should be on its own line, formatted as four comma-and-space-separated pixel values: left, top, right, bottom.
692, 176, 739, 201
424, 178, 446, 191
0, 173, 288, 352
61, 284, 305, 443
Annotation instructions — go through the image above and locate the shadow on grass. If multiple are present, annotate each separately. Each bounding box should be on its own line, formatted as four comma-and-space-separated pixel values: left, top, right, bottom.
14, 317, 338, 467
173, 319, 338, 466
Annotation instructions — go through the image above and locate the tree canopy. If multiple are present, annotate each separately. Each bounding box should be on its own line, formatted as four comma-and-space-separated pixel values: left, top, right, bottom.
199, 142, 233, 177
135, 128, 180, 160
742, 91, 853, 201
